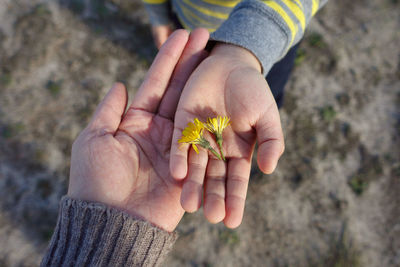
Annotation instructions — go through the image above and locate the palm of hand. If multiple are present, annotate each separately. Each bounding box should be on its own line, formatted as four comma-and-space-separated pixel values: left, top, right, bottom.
68, 29, 210, 232
171, 54, 284, 228
117, 111, 184, 231
68, 111, 183, 232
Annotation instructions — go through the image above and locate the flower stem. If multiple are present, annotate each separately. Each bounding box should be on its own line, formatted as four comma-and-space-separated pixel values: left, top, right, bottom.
217, 138, 226, 161
209, 147, 222, 160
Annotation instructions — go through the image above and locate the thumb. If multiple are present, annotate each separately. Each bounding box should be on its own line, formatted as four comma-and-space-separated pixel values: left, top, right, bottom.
88, 83, 128, 134
255, 105, 285, 174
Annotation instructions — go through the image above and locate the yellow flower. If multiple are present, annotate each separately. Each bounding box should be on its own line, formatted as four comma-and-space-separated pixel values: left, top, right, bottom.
179, 118, 222, 160
205, 116, 230, 140
204, 116, 230, 161
178, 118, 207, 154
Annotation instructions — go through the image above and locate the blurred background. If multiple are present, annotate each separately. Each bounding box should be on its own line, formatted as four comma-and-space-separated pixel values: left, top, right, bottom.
0, 0, 399, 266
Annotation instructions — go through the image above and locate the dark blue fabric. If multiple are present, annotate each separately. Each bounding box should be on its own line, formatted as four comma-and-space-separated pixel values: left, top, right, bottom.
266, 43, 299, 108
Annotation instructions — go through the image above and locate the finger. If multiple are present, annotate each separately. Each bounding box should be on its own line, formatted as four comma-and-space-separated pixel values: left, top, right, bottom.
130, 29, 189, 113
158, 28, 209, 120
256, 105, 285, 174
180, 148, 208, 212
204, 158, 227, 224
170, 126, 189, 179
224, 157, 251, 228
88, 83, 127, 134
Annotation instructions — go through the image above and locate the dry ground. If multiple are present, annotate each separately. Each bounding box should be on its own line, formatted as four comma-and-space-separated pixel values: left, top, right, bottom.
0, 0, 399, 266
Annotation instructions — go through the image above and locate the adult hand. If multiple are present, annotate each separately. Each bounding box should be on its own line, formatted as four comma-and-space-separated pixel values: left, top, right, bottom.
151, 25, 173, 49
170, 43, 285, 228
68, 28, 210, 232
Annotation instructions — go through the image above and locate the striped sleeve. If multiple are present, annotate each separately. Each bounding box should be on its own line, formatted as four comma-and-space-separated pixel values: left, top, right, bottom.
210, 0, 328, 74
142, 0, 172, 25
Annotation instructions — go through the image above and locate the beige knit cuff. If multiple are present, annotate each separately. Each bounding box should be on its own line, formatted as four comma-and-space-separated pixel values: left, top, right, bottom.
41, 196, 178, 266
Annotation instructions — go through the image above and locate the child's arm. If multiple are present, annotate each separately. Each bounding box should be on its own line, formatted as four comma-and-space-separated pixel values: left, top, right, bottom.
169, 0, 329, 228
209, 0, 329, 74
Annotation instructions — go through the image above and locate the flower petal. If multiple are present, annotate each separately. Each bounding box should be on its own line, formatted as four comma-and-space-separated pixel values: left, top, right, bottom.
192, 144, 199, 153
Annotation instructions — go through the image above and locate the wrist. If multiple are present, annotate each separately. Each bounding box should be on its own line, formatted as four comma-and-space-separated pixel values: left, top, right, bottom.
210, 42, 262, 73
67, 190, 178, 232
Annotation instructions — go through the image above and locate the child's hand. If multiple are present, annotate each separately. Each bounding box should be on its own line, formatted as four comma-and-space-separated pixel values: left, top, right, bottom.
151, 25, 173, 49
170, 43, 285, 228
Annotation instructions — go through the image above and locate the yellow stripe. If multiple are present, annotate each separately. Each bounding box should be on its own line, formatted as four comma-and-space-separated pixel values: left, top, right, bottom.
142, 0, 168, 4
177, 16, 193, 31
292, 0, 303, 9
201, 0, 240, 8
263, 1, 297, 45
311, 0, 319, 16
282, 0, 305, 30
182, 0, 229, 19
180, 4, 217, 30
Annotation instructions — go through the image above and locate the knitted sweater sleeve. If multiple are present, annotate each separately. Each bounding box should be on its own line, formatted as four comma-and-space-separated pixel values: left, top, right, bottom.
41, 197, 177, 267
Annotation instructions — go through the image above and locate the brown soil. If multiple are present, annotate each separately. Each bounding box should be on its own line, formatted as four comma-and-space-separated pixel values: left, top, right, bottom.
0, 0, 399, 266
